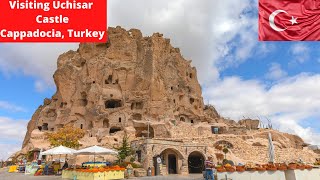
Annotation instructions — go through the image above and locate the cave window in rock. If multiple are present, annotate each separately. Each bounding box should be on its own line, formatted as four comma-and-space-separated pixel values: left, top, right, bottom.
173, 99, 176, 103
114, 79, 119, 84
51, 128, 54, 131
132, 113, 142, 120
103, 120, 109, 128
80, 92, 88, 106
191, 120, 194, 124
211, 126, 219, 134
80, 124, 83, 129
189, 73, 193, 79
93, 81, 95, 84
105, 100, 122, 109
60, 102, 64, 108
136, 102, 143, 109
105, 75, 113, 84
119, 118, 122, 123
88, 121, 93, 129
81, 99, 88, 106
189, 98, 194, 104
180, 117, 185, 122
109, 127, 121, 135
38, 126, 42, 131
131, 102, 143, 110
42, 123, 48, 131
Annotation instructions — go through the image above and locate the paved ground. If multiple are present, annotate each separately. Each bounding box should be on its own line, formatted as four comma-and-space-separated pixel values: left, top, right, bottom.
0, 168, 204, 180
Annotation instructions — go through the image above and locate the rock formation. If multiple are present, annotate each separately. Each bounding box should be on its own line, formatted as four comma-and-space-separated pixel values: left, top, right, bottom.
20, 26, 318, 168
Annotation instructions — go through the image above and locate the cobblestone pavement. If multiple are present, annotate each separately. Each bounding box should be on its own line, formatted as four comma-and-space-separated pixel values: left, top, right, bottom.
134, 174, 203, 180
0, 168, 61, 180
0, 168, 204, 180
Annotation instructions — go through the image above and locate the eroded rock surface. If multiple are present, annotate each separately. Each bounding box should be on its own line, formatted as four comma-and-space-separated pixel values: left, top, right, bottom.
20, 26, 318, 164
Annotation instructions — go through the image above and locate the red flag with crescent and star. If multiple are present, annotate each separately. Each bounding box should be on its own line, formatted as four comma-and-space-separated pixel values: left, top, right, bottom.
259, 0, 320, 41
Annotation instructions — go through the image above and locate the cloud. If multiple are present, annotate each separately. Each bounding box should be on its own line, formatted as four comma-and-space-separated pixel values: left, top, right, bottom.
0, 101, 26, 112
290, 43, 309, 63
0, 117, 28, 160
265, 63, 287, 80
0, 0, 259, 86
204, 73, 320, 145
0, 144, 22, 161
0, 43, 78, 89
108, 0, 258, 82
0, 117, 28, 141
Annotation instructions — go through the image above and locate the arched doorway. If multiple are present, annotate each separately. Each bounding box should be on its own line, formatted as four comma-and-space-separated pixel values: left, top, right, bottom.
188, 151, 205, 174
159, 148, 183, 175
168, 154, 177, 174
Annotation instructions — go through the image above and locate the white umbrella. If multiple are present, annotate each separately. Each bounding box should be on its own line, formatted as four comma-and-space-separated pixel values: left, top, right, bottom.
75, 145, 118, 163
42, 145, 77, 155
268, 132, 275, 163
75, 145, 118, 155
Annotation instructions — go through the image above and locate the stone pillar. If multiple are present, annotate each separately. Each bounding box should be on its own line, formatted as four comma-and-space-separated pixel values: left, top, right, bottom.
180, 159, 189, 175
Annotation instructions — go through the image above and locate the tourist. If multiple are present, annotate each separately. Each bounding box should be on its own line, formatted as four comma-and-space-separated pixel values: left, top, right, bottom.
62, 159, 69, 169
205, 156, 215, 180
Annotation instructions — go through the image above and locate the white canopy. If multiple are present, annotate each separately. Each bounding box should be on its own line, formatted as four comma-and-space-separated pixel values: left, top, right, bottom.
75, 145, 118, 155
41, 145, 77, 155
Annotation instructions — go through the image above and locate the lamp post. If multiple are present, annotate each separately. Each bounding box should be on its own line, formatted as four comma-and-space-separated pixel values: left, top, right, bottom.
147, 119, 150, 139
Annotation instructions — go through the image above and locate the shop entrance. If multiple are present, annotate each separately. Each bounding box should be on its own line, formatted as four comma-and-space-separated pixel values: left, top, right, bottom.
168, 154, 177, 174
188, 151, 205, 174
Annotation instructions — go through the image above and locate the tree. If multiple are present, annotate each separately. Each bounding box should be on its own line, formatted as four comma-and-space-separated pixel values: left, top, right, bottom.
45, 125, 85, 148
222, 146, 229, 159
115, 133, 134, 164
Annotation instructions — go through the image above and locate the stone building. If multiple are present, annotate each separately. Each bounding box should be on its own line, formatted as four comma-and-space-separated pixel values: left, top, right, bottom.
19, 26, 319, 175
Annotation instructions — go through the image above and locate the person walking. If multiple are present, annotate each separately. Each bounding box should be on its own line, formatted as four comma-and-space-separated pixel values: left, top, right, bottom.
205, 156, 215, 180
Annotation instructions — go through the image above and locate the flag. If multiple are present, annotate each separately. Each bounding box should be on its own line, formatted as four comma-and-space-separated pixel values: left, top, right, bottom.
259, 0, 320, 41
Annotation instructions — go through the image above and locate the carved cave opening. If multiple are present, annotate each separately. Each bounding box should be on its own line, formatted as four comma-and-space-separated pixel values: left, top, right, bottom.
105, 100, 122, 109
109, 127, 121, 135
103, 119, 109, 128
132, 113, 142, 120
189, 73, 193, 79
180, 117, 185, 122
42, 123, 48, 131
88, 121, 93, 129
131, 102, 143, 110
188, 151, 205, 174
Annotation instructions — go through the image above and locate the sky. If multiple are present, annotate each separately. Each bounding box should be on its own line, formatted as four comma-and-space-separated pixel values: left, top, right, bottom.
0, 0, 320, 160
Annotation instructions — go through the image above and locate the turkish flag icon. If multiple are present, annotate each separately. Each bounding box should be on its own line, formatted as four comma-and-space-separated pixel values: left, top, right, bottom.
259, 0, 320, 41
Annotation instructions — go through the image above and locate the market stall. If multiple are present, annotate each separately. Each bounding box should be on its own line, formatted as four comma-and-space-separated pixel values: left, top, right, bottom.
39, 145, 77, 175
62, 166, 125, 180
61, 145, 121, 180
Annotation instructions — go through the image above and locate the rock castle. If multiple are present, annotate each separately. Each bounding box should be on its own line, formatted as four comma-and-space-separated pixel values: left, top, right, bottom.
20, 26, 318, 175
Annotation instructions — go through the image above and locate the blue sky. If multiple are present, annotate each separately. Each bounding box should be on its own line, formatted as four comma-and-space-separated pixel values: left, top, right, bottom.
1, 0, 320, 160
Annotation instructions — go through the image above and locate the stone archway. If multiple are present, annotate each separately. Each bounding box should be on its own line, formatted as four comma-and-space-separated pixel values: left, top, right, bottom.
188, 151, 205, 174
159, 148, 184, 175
